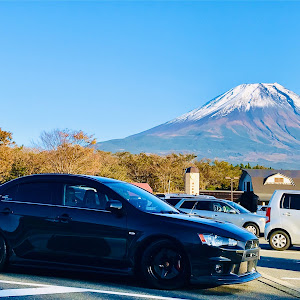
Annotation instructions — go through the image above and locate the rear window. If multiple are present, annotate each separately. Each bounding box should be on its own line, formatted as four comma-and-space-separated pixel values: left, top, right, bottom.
17, 182, 55, 204
281, 194, 300, 210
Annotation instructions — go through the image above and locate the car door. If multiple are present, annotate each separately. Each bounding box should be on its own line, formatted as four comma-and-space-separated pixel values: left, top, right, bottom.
280, 193, 300, 244
0, 180, 60, 261
194, 201, 214, 218
211, 201, 242, 226
47, 178, 129, 269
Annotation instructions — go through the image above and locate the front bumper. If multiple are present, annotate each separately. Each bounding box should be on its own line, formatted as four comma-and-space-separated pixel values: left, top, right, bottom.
189, 241, 261, 285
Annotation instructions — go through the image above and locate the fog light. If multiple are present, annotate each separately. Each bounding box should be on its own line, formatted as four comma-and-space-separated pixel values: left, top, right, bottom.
215, 264, 223, 274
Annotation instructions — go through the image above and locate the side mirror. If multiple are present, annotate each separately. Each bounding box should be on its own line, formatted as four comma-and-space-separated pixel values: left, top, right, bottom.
106, 200, 123, 212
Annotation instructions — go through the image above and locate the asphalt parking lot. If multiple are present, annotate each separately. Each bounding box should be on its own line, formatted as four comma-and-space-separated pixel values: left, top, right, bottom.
0, 237, 298, 299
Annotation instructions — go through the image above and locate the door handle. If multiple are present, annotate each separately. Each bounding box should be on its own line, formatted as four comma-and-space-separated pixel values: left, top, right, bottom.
283, 212, 291, 216
56, 214, 72, 223
0, 207, 13, 214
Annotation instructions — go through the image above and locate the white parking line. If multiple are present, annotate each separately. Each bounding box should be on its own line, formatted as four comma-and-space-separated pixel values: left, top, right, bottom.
0, 279, 52, 287
0, 279, 190, 299
282, 277, 300, 280
0, 287, 86, 298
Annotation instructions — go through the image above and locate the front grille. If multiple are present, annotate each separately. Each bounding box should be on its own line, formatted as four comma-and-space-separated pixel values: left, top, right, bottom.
245, 239, 259, 250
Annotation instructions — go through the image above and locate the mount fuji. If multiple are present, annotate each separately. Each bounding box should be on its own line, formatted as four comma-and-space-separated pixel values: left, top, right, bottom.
96, 83, 300, 168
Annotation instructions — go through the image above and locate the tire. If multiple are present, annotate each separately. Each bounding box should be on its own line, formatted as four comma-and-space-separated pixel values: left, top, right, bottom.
0, 235, 7, 271
269, 230, 290, 251
140, 239, 190, 290
244, 223, 260, 237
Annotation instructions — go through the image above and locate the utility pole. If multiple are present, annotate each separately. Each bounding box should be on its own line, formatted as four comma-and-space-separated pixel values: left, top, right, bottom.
168, 179, 171, 194
225, 177, 240, 202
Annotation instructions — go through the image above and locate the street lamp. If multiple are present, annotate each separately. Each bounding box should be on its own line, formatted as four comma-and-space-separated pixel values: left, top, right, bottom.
225, 177, 240, 202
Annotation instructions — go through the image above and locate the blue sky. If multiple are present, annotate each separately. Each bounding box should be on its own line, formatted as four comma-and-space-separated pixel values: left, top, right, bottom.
1, 1, 300, 146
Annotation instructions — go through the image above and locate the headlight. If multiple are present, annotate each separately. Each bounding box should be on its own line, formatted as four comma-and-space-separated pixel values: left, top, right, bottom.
198, 233, 238, 247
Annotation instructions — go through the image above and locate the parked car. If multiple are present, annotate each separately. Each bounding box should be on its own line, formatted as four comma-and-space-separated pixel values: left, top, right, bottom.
0, 174, 260, 289
256, 205, 268, 216
157, 193, 215, 207
265, 190, 300, 251
175, 198, 266, 237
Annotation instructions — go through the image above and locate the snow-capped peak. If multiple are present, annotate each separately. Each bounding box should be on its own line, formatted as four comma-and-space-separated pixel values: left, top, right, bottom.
169, 83, 300, 123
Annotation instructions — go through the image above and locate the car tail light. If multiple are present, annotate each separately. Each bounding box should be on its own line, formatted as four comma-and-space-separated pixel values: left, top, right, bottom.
266, 207, 271, 223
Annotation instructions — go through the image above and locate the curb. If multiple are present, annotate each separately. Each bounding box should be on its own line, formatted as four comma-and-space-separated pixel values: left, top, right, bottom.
258, 271, 300, 298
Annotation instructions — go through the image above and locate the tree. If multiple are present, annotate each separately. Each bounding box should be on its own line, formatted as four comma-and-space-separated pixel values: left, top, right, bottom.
195, 159, 242, 190
36, 129, 98, 174
0, 128, 16, 182
0, 128, 14, 146
37, 129, 96, 150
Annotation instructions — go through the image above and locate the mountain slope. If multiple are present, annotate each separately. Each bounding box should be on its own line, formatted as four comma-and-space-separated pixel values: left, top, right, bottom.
96, 83, 300, 168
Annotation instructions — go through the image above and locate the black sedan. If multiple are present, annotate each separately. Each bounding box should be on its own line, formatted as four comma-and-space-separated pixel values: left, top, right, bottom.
0, 174, 260, 289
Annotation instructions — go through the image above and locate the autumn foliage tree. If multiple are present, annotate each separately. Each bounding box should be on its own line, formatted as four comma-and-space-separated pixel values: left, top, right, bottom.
0, 128, 16, 182
36, 129, 98, 174
0, 127, 271, 191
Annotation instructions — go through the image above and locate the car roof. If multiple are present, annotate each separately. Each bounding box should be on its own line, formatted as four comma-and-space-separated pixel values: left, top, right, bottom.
0, 174, 122, 187
180, 197, 226, 202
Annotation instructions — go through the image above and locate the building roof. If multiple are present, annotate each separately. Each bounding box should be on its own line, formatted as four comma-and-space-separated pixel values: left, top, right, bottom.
242, 169, 300, 178
240, 169, 300, 201
131, 182, 153, 194
185, 166, 199, 173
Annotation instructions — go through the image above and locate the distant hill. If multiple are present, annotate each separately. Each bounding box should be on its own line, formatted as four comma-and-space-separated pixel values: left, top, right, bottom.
96, 83, 300, 169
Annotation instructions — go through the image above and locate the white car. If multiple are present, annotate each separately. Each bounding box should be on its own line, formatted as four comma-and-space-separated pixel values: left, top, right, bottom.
265, 190, 300, 250
175, 198, 266, 237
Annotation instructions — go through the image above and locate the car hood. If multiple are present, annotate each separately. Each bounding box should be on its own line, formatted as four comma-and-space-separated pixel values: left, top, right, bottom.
155, 212, 256, 242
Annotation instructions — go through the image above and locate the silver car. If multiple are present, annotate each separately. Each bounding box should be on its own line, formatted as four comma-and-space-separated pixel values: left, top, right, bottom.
175, 198, 266, 237
265, 190, 300, 250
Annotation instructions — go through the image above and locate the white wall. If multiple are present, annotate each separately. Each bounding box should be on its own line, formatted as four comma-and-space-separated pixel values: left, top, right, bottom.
185, 173, 199, 195
264, 173, 293, 185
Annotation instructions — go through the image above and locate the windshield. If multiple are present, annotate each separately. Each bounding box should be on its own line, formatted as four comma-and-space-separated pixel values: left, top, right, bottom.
227, 201, 250, 214
103, 182, 179, 214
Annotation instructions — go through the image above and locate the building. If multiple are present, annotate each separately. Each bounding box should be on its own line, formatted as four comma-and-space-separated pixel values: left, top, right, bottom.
239, 169, 300, 203
184, 167, 199, 195
131, 182, 153, 194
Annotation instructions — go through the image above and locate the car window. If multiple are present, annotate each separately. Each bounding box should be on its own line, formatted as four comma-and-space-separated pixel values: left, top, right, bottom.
63, 184, 110, 210
228, 201, 249, 213
165, 198, 181, 206
213, 202, 232, 213
290, 194, 300, 210
16, 182, 56, 204
196, 201, 212, 211
213, 202, 222, 212
0, 185, 18, 201
281, 194, 290, 209
104, 182, 178, 213
281, 194, 300, 210
180, 201, 197, 209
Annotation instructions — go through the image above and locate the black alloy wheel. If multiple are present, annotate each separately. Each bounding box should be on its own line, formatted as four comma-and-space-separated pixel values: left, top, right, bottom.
0, 236, 7, 271
244, 223, 260, 237
140, 239, 189, 290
